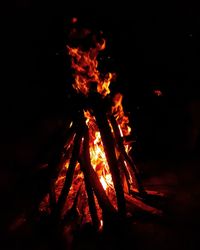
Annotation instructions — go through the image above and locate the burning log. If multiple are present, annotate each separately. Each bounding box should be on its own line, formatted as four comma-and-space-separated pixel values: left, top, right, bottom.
79, 121, 100, 230
80, 123, 117, 216
88, 92, 126, 217
80, 124, 117, 229
109, 114, 146, 195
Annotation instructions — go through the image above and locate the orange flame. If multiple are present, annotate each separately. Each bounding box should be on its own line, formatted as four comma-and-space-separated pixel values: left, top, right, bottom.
84, 110, 113, 190
67, 39, 112, 97
112, 93, 132, 153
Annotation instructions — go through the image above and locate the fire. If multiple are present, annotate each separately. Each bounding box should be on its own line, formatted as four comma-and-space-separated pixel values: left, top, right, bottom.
74, 63, 129, 195
67, 39, 112, 96
100, 176, 107, 190
36, 28, 163, 231
83, 98, 132, 191
34, 25, 165, 234
68, 36, 133, 193
84, 110, 113, 191
40, 32, 135, 223
112, 93, 132, 138
112, 93, 132, 154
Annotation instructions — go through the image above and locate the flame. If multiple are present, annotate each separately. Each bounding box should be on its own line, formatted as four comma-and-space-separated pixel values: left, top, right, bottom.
67, 39, 113, 96
112, 93, 132, 153
84, 111, 113, 191
100, 176, 107, 190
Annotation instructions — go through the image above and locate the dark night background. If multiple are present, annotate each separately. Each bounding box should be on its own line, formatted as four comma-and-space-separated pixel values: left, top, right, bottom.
0, 1, 200, 250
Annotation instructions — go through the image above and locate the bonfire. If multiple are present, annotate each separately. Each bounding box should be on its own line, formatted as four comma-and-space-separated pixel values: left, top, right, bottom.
38, 23, 163, 233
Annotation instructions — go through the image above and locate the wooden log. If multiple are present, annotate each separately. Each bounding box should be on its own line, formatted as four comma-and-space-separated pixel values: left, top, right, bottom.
80, 160, 100, 230
109, 115, 146, 194
49, 180, 57, 210
80, 125, 117, 216
124, 193, 163, 216
62, 185, 82, 225
78, 119, 100, 228
144, 190, 165, 197
50, 126, 76, 178
48, 124, 76, 209
118, 154, 133, 192
112, 153, 130, 194
52, 129, 82, 219
90, 94, 126, 217
130, 188, 165, 197
18, 120, 76, 221
49, 145, 74, 211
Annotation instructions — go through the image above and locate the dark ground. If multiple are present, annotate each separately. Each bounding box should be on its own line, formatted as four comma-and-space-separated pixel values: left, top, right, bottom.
1, 1, 200, 250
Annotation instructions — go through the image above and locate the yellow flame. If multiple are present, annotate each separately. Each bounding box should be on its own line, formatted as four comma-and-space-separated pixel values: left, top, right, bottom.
100, 176, 107, 190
